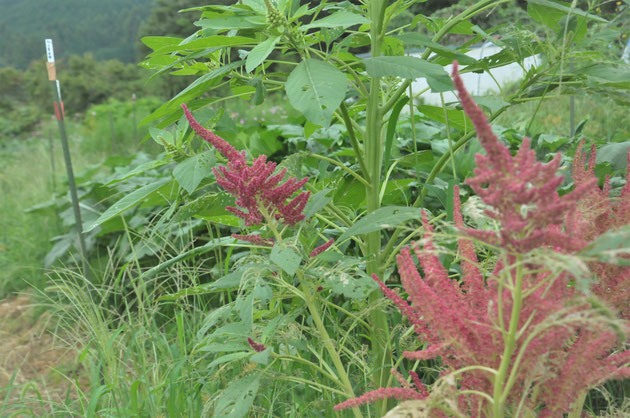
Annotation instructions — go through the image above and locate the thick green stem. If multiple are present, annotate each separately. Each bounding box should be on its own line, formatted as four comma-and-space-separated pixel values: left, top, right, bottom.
493, 259, 524, 417
363, 1, 392, 414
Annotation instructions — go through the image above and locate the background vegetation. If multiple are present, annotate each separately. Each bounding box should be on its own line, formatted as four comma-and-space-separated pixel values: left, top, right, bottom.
0, 0, 629, 416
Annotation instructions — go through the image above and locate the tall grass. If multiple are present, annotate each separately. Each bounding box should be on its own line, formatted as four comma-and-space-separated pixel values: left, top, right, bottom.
0, 134, 61, 297
0, 122, 111, 297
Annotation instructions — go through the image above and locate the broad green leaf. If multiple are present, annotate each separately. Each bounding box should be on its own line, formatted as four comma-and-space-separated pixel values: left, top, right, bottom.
473, 96, 510, 115
581, 224, 630, 266
84, 178, 171, 232
208, 352, 252, 370
338, 206, 424, 242
325, 270, 378, 299
214, 373, 260, 418
397, 151, 434, 169
149, 127, 174, 145
106, 159, 168, 185
195, 16, 266, 31
173, 151, 216, 194
418, 105, 472, 131
246, 36, 279, 72
596, 141, 630, 171
174, 60, 245, 101
208, 322, 251, 339
581, 64, 630, 88
300, 10, 370, 31
270, 245, 302, 276
285, 59, 347, 127
142, 61, 243, 125
199, 343, 247, 354
333, 178, 366, 209
303, 188, 333, 220
364, 56, 452, 92
141, 36, 183, 52
236, 292, 254, 329
197, 305, 233, 339
250, 348, 271, 364
44, 237, 72, 268
150, 36, 255, 55
537, 133, 568, 152
250, 77, 266, 105
395, 32, 478, 65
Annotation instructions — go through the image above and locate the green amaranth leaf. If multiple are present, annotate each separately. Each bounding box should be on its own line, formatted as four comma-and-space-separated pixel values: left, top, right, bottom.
300, 10, 370, 31
303, 188, 333, 220
338, 206, 424, 242
364, 56, 453, 92
246, 36, 279, 72
84, 178, 171, 232
395, 32, 478, 65
285, 59, 347, 127
213, 373, 260, 418
270, 245, 302, 276
173, 151, 216, 194
149, 35, 255, 54
596, 140, 630, 171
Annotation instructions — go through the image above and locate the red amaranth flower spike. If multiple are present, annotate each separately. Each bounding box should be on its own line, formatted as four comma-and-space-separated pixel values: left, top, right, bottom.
247, 337, 266, 352
337, 62, 630, 416
182, 104, 244, 163
451, 61, 595, 252
232, 234, 275, 247
182, 104, 310, 226
333, 387, 428, 411
310, 238, 334, 257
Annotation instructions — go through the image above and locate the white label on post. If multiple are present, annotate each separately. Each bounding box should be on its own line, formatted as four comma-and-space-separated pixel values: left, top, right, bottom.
45, 39, 55, 63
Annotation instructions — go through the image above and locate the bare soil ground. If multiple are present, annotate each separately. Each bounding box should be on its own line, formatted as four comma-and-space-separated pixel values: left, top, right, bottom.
0, 294, 83, 415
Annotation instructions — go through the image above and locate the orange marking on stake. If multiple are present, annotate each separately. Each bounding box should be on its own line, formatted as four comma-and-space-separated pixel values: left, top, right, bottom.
46, 62, 56, 81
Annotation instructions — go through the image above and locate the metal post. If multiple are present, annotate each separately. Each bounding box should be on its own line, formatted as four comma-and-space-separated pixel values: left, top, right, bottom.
45, 39, 89, 274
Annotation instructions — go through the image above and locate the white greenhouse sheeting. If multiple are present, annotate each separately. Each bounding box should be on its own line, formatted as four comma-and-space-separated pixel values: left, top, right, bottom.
410, 42, 541, 106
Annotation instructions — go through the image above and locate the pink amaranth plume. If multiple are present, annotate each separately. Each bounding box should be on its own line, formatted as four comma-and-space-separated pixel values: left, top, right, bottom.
333, 387, 428, 411
336, 62, 630, 416
451, 61, 595, 253
309, 238, 334, 257
182, 104, 310, 226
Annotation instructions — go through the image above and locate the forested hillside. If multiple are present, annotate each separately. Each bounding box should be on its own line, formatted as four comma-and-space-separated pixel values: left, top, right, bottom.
0, 0, 153, 68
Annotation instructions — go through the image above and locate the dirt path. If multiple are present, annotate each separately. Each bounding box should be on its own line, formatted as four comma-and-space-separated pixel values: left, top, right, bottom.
0, 294, 82, 414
